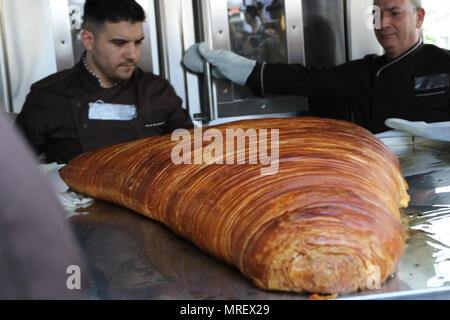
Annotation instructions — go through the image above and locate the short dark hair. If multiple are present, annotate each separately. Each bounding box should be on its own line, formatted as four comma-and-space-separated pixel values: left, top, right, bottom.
83, 0, 146, 33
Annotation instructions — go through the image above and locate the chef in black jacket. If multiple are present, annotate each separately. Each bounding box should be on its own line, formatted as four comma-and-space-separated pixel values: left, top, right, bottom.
183, 0, 450, 134
16, 0, 193, 164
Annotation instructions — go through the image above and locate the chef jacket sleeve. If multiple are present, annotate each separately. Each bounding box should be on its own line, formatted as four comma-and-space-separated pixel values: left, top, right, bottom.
162, 84, 195, 133
246, 62, 357, 101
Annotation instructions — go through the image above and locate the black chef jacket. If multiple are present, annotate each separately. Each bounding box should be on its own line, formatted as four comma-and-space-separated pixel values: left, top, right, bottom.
15, 60, 194, 164
246, 41, 450, 133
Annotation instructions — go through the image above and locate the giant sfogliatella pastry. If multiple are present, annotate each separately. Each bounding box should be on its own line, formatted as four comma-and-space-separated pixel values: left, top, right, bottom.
60, 117, 409, 294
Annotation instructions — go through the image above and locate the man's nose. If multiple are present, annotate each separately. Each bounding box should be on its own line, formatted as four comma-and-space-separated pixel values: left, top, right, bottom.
380, 12, 392, 29
124, 43, 138, 60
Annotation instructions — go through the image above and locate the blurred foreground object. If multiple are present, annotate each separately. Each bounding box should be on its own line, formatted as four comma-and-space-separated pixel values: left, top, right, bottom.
0, 112, 85, 299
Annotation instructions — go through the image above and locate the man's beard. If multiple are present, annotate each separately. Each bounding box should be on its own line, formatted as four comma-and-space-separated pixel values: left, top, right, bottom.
92, 54, 135, 82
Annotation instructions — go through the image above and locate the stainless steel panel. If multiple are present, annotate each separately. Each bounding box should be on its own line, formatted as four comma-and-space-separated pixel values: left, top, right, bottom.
68, 0, 85, 62
302, 0, 346, 66
301, 0, 351, 122
155, 0, 169, 78
158, 0, 196, 111
69, 140, 450, 300
161, 0, 183, 93
218, 96, 305, 118
210, 0, 232, 104
209, 0, 231, 50
180, 0, 202, 123
49, 0, 75, 71
136, 0, 157, 74
194, 0, 217, 122
285, 0, 305, 64
345, 0, 383, 60
193, 111, 297, 126
144, 0, 161, 75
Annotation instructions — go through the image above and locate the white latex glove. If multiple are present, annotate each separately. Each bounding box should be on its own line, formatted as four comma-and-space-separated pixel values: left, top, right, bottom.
385, 118, 450, 142
183, 42, 257, 86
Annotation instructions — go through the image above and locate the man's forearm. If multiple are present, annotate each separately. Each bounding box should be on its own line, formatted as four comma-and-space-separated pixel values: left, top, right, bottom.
245, 62, 265, 97
246, 62, 351, 99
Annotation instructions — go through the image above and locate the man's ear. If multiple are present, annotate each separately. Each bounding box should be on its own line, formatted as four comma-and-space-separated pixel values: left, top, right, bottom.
416, 8, 425, 29
81, 30, 95, 51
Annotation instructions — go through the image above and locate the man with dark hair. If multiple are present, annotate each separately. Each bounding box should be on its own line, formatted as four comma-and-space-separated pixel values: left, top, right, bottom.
184, 0, 450, 134
16, 0, 193, 164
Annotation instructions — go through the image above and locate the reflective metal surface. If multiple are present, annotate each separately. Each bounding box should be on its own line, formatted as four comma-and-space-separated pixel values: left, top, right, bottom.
136, 0, 159, 75
69, 139, 450, 300
49, 0, 75, 71
211, 0, 234, 104
345, 140, 450, 299
300, 0, 351, 122
345, 0, 383, 60
302, 0, 345, 67
68, 0, 85, 63
157, 0, 194, 110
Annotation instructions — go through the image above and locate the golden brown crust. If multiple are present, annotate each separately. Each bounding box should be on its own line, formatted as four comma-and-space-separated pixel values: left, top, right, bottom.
60, 117, 409, 294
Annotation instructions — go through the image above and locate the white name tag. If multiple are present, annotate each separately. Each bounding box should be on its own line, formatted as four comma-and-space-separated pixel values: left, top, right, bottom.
88, 101, 137, 121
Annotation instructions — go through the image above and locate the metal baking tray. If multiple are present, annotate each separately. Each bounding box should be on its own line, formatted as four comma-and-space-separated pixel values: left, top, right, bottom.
68, 139, 450, 300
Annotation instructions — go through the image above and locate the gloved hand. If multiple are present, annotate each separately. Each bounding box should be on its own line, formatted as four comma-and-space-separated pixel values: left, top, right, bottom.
385, 118, 450, 142
182, 43, 225, 79
183, 42, 257, 86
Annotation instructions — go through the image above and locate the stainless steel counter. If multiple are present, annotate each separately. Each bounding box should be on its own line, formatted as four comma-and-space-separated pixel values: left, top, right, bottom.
69, 139, 450, 300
